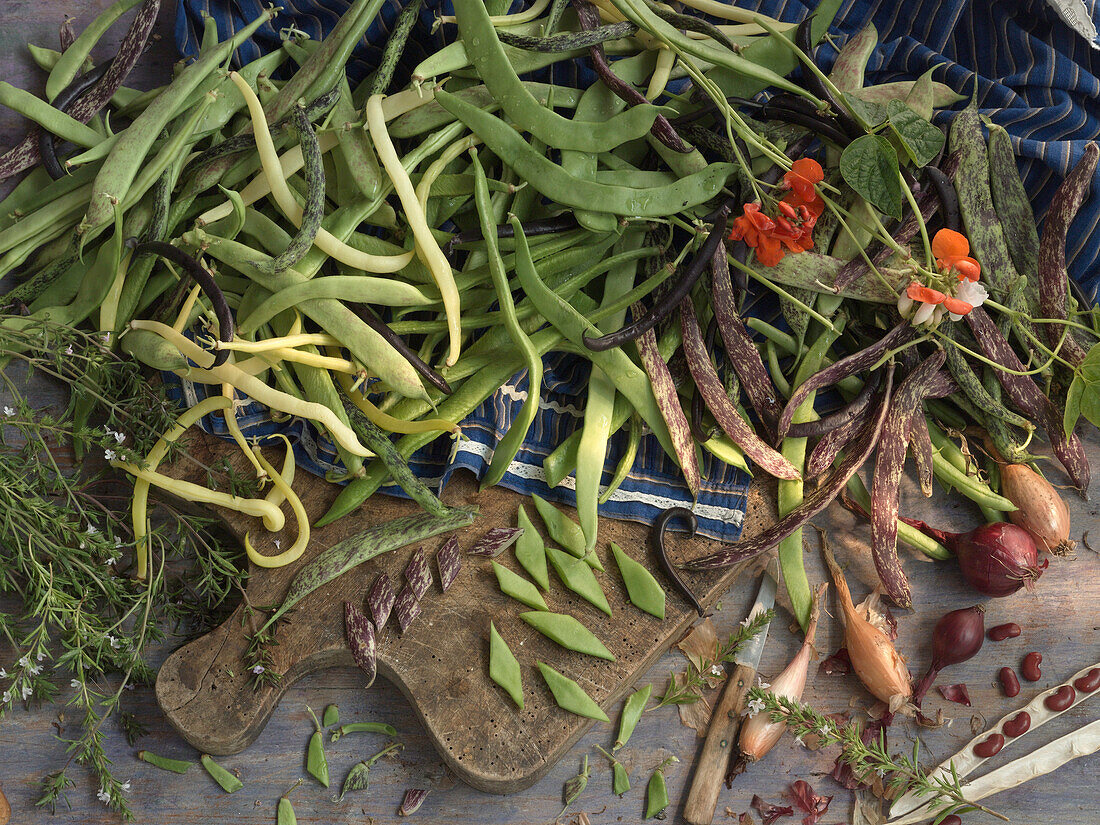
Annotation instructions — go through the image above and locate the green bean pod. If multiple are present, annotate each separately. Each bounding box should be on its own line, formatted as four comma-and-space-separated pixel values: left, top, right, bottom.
200, 754, 243, 793
614, 683, 652, 749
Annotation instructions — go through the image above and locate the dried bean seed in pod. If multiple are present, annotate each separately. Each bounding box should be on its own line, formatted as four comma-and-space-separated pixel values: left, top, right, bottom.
1044, 685, 1076, 711
492, 562, 549, 611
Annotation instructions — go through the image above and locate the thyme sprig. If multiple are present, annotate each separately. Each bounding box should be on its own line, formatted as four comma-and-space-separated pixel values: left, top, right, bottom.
0, 316, 245, 819
654, 608, 775, 708
747, 690, 1008, 823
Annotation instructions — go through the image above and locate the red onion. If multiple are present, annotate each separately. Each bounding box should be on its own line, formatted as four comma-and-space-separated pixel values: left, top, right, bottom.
912, 605, 986, 706
901, 519, 1046, 596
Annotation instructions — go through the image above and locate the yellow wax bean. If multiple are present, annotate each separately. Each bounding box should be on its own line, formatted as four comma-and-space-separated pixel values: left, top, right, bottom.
244, 437, 309, 568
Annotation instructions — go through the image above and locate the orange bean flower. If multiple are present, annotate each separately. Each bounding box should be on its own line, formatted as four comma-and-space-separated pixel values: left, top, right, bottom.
932, 228, 981, 281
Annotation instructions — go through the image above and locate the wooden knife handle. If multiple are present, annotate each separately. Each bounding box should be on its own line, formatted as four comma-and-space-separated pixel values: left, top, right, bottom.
682, 662, 757, 825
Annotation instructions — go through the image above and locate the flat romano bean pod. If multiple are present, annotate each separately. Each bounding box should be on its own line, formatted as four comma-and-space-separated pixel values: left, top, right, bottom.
489, 621, 524, 709
137, 750, 191, 774
468, 526, 524, 558
344, 602, 377, 688
436, 536, 461, 591
531, 494, 587, 558
393, 584, 422, 633
515, 505, 550, 590
492, 562, 549, 611
403, 548, 433, 600
545, 544, 612, 616
614, 683, 652, 750
610, 542, 666, 619
521, 611, 615, 661
536, 662, 610, 722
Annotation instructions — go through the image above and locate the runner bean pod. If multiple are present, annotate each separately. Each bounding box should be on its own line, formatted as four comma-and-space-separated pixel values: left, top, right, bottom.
521, 611, 615, 660
536, 662, 610, 722
489, 621, 525, 709
610, 542, 666, 619
492, 562, 549, 611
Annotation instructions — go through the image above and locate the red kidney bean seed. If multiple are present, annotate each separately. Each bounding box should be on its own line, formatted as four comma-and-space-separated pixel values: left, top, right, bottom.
1044, 685, 1076, 711
1002, 711, 1031, 738
1073, 668, 1100, 694
999, 666, 1021, 697
939, 816, 962, 825
1021, 652, 1043, 681
974, 733, 1005, 758
987, 622, 1021, 641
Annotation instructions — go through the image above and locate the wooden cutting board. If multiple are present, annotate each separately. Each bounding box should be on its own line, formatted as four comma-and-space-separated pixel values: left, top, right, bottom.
155, 431, 768, 793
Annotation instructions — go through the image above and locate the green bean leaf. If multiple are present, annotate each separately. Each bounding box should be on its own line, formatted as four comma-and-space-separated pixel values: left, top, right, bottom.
841, 92, 887, 130
840, 134, 903, 220
1065, 343, 1100, 435
887, 100, 945, 166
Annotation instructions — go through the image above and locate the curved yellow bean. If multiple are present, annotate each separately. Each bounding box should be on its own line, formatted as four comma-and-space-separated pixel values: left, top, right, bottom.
366, 92, 462, 365
436, 0, 551, 25
214, 332, 342, 352
131, 320, 375, 457
415, 135, 481, 210
646, 46, 676, 100
129, 395, 232, 580
221, 381, 268, 479
262, 433, 297, 529
244, 437, 309, 568
664, 0, 763, 23
264, 347, 358, 373
172, 283, 204, 333
335, 368, 459, 435
228, 72, 414, 274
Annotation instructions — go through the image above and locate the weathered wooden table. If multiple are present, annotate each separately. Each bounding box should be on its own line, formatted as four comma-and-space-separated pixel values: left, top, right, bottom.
1, 4, 1097, 823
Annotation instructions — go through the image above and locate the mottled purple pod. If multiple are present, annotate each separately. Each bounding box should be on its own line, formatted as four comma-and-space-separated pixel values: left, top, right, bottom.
398, 788, 430, 816
368, 573, 396, 631
404, 548, 433, 600
394, 584, 422, 633
467, 526, 523, 558
436, 536, 461, 592
344, 602, 377, 688
909, 414, 935, 497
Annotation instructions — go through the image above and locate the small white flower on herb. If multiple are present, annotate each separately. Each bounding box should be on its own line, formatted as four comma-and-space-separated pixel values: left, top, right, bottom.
20, 684, 33, 700
101, 332, 111, 343
104, 449, 117, 461
1, 690, 10, 703
875, 767, 887, 778
64, 344, 74, 355
252, 664, 265, 675
120, 781, 131, 793
124, 683, 134, 691
18, 655, 29, 668
818, 722, 833, 737
96, 788, 111, 803
709, 664, 722, 677
28, 664, 41, 676
2, 406, 13, 417
794, 734, 806, 748
0, 668, 7, 678
71, 679, 80, 688
756, 676, 770, 689
106, 635, 121, 650
115, 536, 123, 548
36, 650, 46, 661
744, 696, 767, 718
86, 524, 98, 535
273, 539, 281, 550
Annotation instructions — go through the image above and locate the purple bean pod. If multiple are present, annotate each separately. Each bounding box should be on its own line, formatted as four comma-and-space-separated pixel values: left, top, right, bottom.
679, 296, 801, 480
684, 365, 894, 571
0, 0, 161, 181
870, 350, 947, 607
710, 241, 781, 441
834, 151, 960, 291
573, 0, 690, 154
467, 526, 523, 558
788, 370, 880, 439
398, 788, 430, 816
344, 602, 377, 688
435, 536, 461, 592
393, 584, 422, 633
776, 322, 915, 442
403, 547, 433, 600
966, 307, 1090, 491
909, 413, 935, 497
805, 400, 873, 478
367, 572, 396, 630
1039, 143, 1098, 367
633, 305, 701, 496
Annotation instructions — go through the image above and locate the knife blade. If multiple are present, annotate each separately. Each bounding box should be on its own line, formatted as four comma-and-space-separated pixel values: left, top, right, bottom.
682, 559, 779, 825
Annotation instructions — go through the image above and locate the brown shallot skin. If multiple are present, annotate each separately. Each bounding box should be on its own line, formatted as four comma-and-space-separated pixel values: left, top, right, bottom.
999, 667, 1021, 697
987, 622, 1021, 641
1044, 685, 1076, 711
1073, 668, 1100, 693
1002, 711, 1031, 737
1000, 462, 1072, 554
1022, 652, 1043, 681
974, 733, 1005, 758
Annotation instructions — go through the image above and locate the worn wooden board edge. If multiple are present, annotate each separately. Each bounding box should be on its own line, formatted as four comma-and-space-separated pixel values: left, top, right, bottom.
152, 430, 767, 793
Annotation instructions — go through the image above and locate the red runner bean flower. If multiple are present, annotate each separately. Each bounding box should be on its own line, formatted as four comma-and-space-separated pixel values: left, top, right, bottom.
729, 158, 824, 267
898, 228, 988, 324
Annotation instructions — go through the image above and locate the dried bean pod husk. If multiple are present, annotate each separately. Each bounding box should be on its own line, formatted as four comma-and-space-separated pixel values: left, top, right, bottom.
403, 547, 433, 600
393, 584, 422, 633
398, 788, 429, 816
344, 602, 377, 688
560, 755, 590, 818
467, 526, 523, 557
435, 536, 461, 591
685, 366, 894, 570
368, 572, 397, 630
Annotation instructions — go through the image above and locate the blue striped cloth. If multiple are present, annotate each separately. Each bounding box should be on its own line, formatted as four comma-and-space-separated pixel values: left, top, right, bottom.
173, 0, 1100, 541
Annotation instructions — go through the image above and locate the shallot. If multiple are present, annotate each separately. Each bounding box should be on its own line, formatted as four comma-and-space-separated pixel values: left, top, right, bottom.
911, 605, 985, 706
999, 462, 1072, 554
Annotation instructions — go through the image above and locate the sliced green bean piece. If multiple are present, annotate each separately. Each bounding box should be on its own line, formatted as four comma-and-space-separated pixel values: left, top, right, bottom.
544, 545, 612, 616
613, 683, 652, 749
609, 542, 666, 619
329, 722, 398, 742
537, 662, 609, 722
137, 750, 192, 774
492, 562, 549, 611
522, 611, 614, 660
594, 744, 630, 795
323, 704, 339, 727
515, 505, 550, 590
305, 707, 330, 787
532, 493, 587, 558
278, 796, 297, 825
644, 755, 678, 818
200, 754, 243, 793
489, 621, 524, 710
